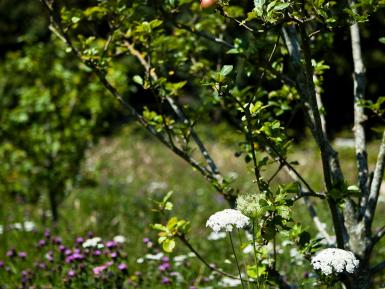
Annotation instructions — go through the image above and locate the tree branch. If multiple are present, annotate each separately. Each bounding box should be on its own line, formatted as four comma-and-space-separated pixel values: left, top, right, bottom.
282, 24, 347, 248
123, 40, 224, 184
284, 167, 334, 246
348, 3, 369, 215
41, 0, 233, 201
364, 130, 385, 230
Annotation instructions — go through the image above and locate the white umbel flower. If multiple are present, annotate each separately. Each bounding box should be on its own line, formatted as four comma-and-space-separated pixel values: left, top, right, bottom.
82, 237, 102, 248
206, 209, 249, 233
311, 248, 359, 275
113, 235, 126, 244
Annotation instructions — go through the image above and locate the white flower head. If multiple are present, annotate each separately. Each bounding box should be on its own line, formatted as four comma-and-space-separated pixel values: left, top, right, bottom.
113, 235, 126, 244
311, 248, 359, 276
145, 252, 164, 261
82, 237, 102, 248
219, 276, 242, 287
206, 209, 249, 233
23, 221, 36, 232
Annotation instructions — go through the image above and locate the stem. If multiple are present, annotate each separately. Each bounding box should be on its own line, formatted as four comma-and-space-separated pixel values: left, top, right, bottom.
179, 234, 251, 282
237, 229, 251, 289
272, 235, 277, 270
229, 232, 246, 289
252, 221, 261, 289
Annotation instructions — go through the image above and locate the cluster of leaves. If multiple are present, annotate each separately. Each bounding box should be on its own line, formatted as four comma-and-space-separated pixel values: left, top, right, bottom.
0, 39, 119, 218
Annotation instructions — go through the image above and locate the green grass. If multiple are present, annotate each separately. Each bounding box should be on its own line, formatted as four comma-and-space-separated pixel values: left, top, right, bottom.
1, 124, 385, 288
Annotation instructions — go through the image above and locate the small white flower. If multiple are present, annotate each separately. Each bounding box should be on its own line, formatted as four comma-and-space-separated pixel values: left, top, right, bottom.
136, 257, 144, 264
206, 209, 249, 233
113, 235, 126, 244
173, 253, 195, 265
207, 231, 227, 241
23, 221, 36, 232
82, 237, 102, 248
144, 252, 164, 261
13, 223, 23, 230
219, 277, 242, 287
311, 248, 359, 276
290, 248, 304, 265
242, 244, 254, 254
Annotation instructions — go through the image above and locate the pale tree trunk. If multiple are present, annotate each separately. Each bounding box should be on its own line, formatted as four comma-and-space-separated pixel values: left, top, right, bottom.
282, 20, 382, 288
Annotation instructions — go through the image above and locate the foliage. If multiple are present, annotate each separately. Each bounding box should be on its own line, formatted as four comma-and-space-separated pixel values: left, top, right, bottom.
0, 38, 119, 220
2, 0, 385, 288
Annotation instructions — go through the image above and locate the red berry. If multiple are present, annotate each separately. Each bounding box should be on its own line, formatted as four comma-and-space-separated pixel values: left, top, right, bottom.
200, 0, 217, 9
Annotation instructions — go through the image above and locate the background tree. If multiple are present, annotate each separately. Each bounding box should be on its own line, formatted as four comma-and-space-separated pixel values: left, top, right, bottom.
0, 38, 122, 221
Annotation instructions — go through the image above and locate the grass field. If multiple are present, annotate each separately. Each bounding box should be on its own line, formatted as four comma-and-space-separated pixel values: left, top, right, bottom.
1, 124, 385, 288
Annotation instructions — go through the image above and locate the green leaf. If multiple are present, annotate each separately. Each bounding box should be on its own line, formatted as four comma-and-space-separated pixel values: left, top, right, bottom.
220, 65, 233, 76
164, 201, 173, 211
274, 2, 290, 10
152, 223, 167, 231
158, 236, 167, 244
246, 264, 266, 278
71, 16, 81, 24
133, 75, 143, 86
162, 239, 175, 253
379, 37, 385, 44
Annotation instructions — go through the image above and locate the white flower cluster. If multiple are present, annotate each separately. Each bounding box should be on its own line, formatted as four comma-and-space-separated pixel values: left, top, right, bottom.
113, 235, 126, 244
82, 237, 103, 248
311, 248, 359, 276
0, 221, 36, 234
206, 209, 249, 233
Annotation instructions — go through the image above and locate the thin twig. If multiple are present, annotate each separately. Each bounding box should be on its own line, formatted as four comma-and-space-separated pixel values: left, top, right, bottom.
284, 167, 334, 246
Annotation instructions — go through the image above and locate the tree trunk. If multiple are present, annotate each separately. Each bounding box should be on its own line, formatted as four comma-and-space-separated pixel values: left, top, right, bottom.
48, 187, 59, 223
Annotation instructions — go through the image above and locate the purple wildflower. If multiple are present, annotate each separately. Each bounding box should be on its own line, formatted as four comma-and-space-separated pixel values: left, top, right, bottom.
59, 245, 66, 252
44, 229, 50, 239
64, 249, 72, 256
67, 270, 76, 278
0, 261, 4, 268
38, 239, 46, 247
110, 251, 118, 259
53, 236, 62, 244
6, 249, 16, 258
92, 261, 113, 276
106, 241, 117, 248
161, 256, 170, 263
76, 237, 84, 244
161, 277, 171, 285
45, 251, 54, 262
158, 262, 171, 272
65, 252, 84, 263
143, 237, 150, 244
35, 262, 47, 270
21, 270, 30, 284
18, 252, 27, 259
93, 250, 102, 256
118, 263, 128, 272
